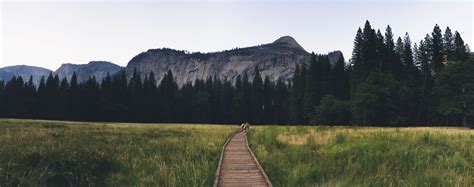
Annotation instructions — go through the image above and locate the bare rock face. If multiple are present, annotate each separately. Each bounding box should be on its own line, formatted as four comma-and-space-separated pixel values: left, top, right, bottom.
55, 61, 123, 83
125, 36, 343, 86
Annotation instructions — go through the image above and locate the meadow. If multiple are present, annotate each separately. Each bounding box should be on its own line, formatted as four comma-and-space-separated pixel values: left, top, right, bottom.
0, 119, 236, 186
248, 126, 473, 186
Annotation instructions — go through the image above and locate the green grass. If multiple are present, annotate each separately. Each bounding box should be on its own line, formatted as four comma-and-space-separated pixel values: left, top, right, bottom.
248, 126, 473, 186
0, 119, 236, 186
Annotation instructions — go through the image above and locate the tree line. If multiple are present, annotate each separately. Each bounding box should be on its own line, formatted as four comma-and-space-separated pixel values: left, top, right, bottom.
289, 21, 472, 127
0, 67, 290, 124
0, 20, 471, 127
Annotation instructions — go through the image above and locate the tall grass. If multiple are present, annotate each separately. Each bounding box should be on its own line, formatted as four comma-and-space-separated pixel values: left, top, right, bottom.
248, 126, 473, 186
0, 119, 236, 186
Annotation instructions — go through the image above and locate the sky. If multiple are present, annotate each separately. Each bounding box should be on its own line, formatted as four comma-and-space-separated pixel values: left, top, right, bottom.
1, 0, 473, 71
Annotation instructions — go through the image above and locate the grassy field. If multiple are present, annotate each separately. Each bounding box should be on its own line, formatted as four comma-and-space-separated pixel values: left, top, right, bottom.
248, 126, 473, 186
1, 119, 472, 186
0, 119, 236, 186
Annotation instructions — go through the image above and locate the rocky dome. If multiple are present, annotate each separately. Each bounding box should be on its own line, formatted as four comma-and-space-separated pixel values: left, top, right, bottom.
125, 36, 343, 86
272, 36, 306, 51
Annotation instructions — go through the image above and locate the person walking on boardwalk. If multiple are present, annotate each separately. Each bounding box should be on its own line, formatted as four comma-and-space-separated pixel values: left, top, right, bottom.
244, 122, 250, 132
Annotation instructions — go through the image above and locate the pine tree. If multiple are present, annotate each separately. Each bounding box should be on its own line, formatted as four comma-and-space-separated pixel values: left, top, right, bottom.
453, 31, 469, 61
82, 76, 101, 120
275, 79, 290, 124
434, 58, 474, 127
232, 75, 244, 122
251, 66, 264, 124
375, 29, 385, 72
100, 72, 115, 121
443, 27, 455, 61
431, 24, 444, 74
220, 79, 234, 124
402, 33, 416, 80
129, 68, 143, 121
262, 76, 274, 124
290, 64, 306, 124
416, 35, 435, 124
36, 76, 46, 119
242, 72, 252, 122
320, 55, 332, 97
24, 76, 36, 118
304, 53, 322, 122
361, 20, 378, 73
402, 33, 421, 124
333, 54, 349, 100
290, 65, 301, 124
350, 27, 365, 99
383, 25, 396, 73
158, 70, 178, 122
395, 37, 404, 57
43, 73, 60, 119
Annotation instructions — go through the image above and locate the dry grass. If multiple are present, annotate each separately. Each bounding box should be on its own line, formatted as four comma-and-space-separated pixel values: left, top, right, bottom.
273, 126, 474, 146
0, 119, 237, 186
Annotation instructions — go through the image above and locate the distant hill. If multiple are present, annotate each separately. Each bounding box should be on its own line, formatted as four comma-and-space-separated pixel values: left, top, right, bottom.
0, 65, 52, 85
54, 61, 123, 83
125, 36, 343, 86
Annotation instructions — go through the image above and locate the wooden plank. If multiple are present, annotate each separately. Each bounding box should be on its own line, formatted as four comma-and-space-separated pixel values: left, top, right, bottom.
213, 131, 272, 187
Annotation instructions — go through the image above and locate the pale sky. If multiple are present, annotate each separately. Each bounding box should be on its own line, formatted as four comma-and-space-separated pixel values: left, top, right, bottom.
1, 0, 473, 71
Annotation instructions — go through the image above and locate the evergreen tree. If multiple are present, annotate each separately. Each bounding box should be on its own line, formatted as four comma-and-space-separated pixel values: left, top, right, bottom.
383, 25, 396, 74
391, 37, 404, 80
333, 54, 349, 100
350, 27, 365, 98
434, 58, 474, 127
416, 36, 435, 124
361, 20, 378, 74
401, 33, 420, 124
312, 95, 350, 124
351, 28, 364, 67
129, 68, 143, 121
143, 71, 158, 122
193, 79, 211, 123
304, 54, 322, 122
220, 79, 234, 124
320, 55, 333, 96
262, 76, 274, 124
402, 33, 417, 80
431, 24, 444, 74
274, 79, 289, 124
232, 75, 245, 122
395, 37, 404, 57
375, 29, 385, 72
352, 73, 407, 125
289, 65, 300, 124
158, 70, 178, 122
290, 64, 307, 124
453, 31, 469, 61
251, 66, 264, 124
41, 73, 60, 119
443, 27, 455, 61
242, 72, 252, 122
100, 72, 115, 121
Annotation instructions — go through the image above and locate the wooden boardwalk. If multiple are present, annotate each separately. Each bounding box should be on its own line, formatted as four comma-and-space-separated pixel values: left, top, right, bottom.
214, 131, 272, 187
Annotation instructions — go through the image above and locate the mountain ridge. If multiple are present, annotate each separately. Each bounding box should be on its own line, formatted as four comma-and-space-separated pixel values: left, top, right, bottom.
0, 36, 343, 86
0, 65, 52, 85
54, 61, 123, 83
125, 36, 343, 86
